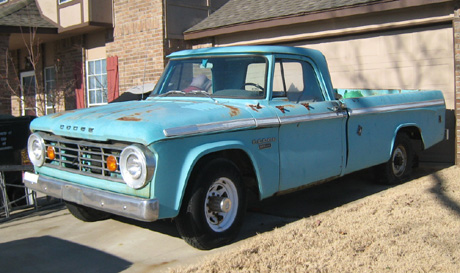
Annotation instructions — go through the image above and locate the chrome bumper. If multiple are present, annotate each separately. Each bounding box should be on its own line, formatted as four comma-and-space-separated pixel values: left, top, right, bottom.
23, 172, 159, 222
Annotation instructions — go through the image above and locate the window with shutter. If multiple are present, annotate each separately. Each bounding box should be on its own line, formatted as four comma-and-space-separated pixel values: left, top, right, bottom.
107, 56, 119, 102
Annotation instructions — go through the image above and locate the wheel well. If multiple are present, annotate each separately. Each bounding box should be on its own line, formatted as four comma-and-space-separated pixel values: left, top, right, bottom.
187, 149, 260, 200
397, 126, 424, 152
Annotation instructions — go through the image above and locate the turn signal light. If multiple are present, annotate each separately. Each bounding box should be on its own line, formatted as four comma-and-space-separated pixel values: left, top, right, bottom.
107, 155, 118, 172
47, 146, 56, 160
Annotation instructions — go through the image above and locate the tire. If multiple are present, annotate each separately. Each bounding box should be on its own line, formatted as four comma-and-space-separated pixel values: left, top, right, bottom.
175, 158, 246, 250
65, 201, 111, 222
377, 133, 414, 184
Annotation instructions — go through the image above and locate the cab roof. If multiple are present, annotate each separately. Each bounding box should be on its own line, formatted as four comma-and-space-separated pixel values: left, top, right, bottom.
167, 45, 325, 59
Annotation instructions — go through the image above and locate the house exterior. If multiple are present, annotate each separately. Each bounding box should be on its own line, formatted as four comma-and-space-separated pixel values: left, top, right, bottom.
0, 0, 457, 165
0, 0, 228, 116
184, 0, 459, 165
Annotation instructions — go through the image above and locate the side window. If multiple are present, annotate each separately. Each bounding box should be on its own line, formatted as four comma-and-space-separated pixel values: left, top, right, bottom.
245, 63, 265, 91
273, 61, 303, 94
274, 59, 324, 102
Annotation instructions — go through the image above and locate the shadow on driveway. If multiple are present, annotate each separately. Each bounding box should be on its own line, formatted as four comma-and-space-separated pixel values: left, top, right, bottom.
0, 236, 131, 273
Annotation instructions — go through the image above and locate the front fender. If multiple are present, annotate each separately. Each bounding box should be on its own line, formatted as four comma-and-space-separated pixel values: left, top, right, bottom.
176, 140, 255, 209
151, 129, 280, 219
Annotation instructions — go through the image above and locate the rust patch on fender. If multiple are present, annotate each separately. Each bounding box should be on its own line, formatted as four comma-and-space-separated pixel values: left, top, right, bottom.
276, 104, 297, 113
276, 106, 286, 113
301, 103, 311, 110
223, 105, 240, 117
248, 103, 262, 112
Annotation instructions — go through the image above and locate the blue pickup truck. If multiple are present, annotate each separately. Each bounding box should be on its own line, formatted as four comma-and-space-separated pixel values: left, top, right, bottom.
24, 46, 446, 249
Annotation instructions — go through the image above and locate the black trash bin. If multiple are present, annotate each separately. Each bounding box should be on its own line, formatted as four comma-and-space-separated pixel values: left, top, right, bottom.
0, 115, 35, 207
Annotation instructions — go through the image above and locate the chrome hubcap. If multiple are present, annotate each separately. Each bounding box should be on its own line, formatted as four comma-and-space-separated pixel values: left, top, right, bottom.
204, 178, 238, 232
392, 145, 407, 177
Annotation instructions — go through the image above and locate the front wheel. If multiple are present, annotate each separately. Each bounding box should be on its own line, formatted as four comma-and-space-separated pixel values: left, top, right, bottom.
377, 133, 414, 184
65, 202, 111, 222
175, 158, 246, 250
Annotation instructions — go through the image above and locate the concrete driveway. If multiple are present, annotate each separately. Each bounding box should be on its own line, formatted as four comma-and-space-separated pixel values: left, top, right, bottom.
0, 167, 438, 272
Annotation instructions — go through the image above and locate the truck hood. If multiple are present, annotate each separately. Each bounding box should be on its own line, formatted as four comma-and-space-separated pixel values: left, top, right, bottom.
30, 99, 257, 145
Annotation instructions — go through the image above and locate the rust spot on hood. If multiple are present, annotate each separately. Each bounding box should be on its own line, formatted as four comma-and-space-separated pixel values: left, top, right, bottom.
117, 116, 141, 121
223, 105, 240, 117
50, 110, 75, 118
117, 112, 142, 121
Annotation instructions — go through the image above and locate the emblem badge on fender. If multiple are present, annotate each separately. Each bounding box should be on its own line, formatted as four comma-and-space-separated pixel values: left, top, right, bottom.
252, 137, 276, 150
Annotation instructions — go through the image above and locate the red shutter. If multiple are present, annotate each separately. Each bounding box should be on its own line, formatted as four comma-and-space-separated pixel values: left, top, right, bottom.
107, 56, 119, 102
74, 62, 85, 109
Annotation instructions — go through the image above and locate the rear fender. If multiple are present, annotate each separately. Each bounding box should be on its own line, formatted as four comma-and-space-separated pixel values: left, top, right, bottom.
388, 124, 423, 159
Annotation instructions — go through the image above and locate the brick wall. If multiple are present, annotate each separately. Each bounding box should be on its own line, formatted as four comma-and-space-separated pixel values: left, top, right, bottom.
107, 0, 167, 93
0, 34, 11, 115
8, 50, 21, 117
0, 35, 22, 116
455, 1, 460, 165
54, 36, 84, 111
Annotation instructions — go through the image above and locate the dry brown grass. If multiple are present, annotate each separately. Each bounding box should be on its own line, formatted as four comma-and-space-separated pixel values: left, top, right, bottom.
171, 166, 460, 272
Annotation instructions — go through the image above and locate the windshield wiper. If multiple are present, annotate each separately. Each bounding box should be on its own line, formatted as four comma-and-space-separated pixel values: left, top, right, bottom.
155, 90, 217, 103
157, 90, 186, 97
189, 90, 217, 103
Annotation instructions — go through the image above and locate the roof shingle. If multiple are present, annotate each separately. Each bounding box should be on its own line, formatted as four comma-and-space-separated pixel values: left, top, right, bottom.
186, 0, 390, 33
0, 0, 57, 30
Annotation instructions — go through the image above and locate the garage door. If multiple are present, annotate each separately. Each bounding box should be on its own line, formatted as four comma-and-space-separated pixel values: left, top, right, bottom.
287, 24, 454, 163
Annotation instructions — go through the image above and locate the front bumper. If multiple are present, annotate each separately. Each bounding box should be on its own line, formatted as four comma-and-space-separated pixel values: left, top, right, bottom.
23, 172, 159, 222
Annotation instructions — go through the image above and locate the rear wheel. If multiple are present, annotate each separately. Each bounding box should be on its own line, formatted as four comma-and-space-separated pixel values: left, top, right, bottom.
65, 202, 111, 222
377, 133, 414, 184
175, 158, 246, 250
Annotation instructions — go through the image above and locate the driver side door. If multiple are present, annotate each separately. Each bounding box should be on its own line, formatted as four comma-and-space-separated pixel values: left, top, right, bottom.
269, 57, 347, 191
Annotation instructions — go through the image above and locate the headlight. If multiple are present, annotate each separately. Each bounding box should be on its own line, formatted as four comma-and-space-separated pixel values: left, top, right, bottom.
27, 133, 46, 166
120, 145, 155, 189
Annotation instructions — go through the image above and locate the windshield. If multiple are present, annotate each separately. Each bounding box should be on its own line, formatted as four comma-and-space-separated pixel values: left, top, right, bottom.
152, 56, 267, 99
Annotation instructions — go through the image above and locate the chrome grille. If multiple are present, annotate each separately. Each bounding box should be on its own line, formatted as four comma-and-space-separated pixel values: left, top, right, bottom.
42, 135, 125, 183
